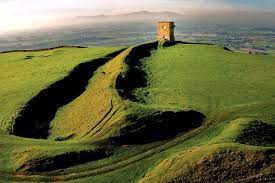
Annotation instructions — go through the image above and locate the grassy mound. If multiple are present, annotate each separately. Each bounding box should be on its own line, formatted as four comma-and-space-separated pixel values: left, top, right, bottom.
139, 147, 274, 183
138, 117, 275, 183
183, 149, 275, 183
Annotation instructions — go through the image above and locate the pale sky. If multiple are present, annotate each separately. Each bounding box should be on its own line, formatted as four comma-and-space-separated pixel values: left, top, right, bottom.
1, 0, 275, 34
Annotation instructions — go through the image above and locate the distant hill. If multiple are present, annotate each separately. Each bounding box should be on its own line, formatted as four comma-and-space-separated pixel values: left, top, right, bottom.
73, 11, 185, 23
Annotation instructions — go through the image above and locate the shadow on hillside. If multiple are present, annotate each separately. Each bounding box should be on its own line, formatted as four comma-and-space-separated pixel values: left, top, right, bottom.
236, 121, 275, 146
110, 110, 205, 145
17, 147, 112, 174
162, 41, 232, 51
116, 42, 158, 102
11, 48, 125, 139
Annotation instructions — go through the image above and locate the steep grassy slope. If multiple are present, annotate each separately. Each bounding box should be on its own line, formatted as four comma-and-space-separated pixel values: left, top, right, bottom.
49, 47, 133, 141
0, 43, 274, 182
0, 46, 122, 133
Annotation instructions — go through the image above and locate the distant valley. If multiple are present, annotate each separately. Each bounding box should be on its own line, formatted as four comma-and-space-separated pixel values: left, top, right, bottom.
1, 11, 275, 54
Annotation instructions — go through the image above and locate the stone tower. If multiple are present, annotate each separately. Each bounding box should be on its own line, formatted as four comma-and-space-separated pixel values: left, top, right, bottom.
157, 22, 175, 42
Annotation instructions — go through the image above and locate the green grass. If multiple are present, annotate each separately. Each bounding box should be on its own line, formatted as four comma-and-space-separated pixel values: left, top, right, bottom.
132, 44, 275, 182
0, 46, 124, 177
137, 44, 275, 122
0, 132, 105, 176
49, 48, 132, 141
0, 46, 122, 132
55, 44, 275, 182
0, 43, 274, 182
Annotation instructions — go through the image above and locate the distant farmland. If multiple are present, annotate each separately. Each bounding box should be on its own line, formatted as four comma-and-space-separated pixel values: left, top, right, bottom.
1, 21, 275, 55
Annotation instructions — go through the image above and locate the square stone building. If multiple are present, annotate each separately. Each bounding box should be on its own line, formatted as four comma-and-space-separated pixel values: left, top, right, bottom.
157, 22, 175, 42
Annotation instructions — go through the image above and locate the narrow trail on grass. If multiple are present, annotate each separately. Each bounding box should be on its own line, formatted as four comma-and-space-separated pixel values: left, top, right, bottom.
11, 48, 126, 139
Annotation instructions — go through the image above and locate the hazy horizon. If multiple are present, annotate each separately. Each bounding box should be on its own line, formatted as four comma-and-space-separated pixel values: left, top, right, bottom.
1, 0, 275, 35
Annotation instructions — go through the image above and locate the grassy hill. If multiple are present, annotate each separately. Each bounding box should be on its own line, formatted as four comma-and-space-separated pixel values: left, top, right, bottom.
136, 44, 275, 122
0, 46, 123, 133
0, 43, 274, 182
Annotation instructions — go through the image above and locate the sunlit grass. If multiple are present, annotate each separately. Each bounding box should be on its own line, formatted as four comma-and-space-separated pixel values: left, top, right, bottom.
0, 47, 122, 132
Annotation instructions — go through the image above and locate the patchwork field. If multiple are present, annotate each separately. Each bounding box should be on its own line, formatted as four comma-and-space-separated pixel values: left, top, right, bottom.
0, 43, 274, 182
